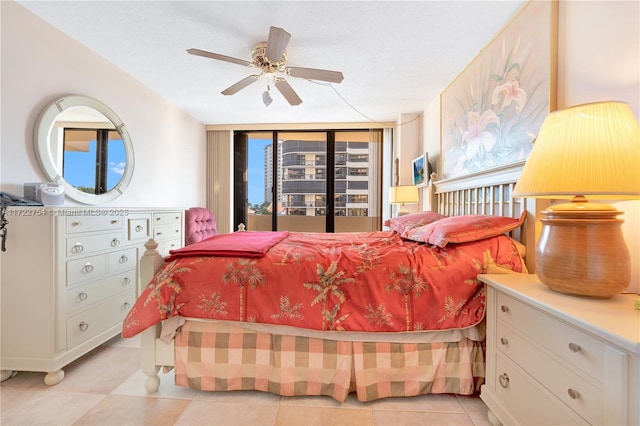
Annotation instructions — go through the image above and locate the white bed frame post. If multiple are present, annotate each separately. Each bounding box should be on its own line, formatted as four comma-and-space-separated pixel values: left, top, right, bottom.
139, 239, 164, 393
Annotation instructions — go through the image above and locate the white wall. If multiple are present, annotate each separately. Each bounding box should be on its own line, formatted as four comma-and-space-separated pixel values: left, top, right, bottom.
419, 0, 640, 293
0, 2, 206, 208
392, 112, 423, 214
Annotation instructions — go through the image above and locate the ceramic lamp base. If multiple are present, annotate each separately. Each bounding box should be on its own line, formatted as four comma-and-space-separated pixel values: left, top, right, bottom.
536, 204, 630, 298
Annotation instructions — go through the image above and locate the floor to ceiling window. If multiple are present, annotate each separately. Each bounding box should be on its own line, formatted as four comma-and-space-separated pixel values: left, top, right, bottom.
234, 129, 383, 233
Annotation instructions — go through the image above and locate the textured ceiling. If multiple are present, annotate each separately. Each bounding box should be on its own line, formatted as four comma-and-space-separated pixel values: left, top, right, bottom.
18, 1, 526, 125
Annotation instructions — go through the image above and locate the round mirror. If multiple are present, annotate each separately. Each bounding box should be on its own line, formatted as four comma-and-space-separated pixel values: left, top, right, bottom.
34, 95, 134, 204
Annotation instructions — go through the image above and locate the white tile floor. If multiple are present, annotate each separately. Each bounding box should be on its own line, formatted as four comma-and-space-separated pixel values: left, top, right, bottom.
1, 335, 492, 425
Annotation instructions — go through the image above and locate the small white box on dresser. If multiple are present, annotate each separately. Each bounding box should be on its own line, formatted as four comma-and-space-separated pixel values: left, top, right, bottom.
478, 273, 639, 426
0, 207, 184, 385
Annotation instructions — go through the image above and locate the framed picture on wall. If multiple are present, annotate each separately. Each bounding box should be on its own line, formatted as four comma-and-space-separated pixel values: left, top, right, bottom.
412, 154, 427, 187
440, 0, 558, 180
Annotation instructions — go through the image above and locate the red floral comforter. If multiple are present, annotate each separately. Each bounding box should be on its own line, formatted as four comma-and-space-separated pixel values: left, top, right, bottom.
122, 231, 524, 338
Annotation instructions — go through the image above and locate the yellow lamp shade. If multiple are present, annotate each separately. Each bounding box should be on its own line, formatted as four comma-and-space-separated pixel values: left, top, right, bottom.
389, 185, 419, 205
513, 101, 640, 200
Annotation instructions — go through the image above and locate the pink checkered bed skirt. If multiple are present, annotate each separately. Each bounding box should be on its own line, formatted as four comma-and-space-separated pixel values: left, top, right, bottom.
174, 321, 485, 402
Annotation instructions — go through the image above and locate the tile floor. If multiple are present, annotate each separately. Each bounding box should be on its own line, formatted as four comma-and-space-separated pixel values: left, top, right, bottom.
1, 335, 492, 425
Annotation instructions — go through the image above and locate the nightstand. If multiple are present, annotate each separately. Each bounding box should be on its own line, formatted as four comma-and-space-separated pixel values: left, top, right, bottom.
478, 273, 639, 426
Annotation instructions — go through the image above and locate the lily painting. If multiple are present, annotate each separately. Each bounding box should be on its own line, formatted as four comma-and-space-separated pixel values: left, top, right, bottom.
440, 0, 557, 180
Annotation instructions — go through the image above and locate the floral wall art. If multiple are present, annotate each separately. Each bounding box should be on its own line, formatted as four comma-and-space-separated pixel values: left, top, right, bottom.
440, 0, 558, 180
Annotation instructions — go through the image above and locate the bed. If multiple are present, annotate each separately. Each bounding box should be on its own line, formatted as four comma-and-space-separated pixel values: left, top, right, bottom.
122, 168, 532, 402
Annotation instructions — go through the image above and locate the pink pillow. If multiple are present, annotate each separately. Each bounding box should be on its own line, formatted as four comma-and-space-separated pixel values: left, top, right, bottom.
402, 211, 526, 247
384, 211, 447, 234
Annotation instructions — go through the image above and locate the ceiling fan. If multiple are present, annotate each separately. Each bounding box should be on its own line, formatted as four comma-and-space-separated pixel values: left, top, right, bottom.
187, 26, 344, 106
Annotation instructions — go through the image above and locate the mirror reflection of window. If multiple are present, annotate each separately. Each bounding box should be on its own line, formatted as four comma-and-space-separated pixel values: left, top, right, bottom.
62, 129, 126, 194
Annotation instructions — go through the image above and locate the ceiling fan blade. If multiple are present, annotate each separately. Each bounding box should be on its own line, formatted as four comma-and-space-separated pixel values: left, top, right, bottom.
221, 75, 260, 96
265, 26, 291, 62
274, 79, 302, 106
187, 48, 252, 67
286, 67, 344, 83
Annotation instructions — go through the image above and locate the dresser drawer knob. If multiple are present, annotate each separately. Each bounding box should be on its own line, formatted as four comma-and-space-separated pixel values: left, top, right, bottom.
500, 337, 509, 345
78, 292, 88, 302
111, 220, 119, 225
567, 388, 580, 399
82, 263, 94, 274
123, 277, 131, 286
71, 221, 82, 227
111, 238, 121, 247
568, 343, 581, 353
79, 322, 89, 332
119, 255, 129, 264
500, 305, 509, 313
71, 243, 84, 254
124, 302, 131, 310
156, 231, 163, 236
135, 225, 143, 232
498, 373, 510, 388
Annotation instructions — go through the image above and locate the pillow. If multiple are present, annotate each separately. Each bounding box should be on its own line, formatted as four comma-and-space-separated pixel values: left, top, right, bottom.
402, 211, 526, 247
510, 238, 526, 259
384, 211, 447, 234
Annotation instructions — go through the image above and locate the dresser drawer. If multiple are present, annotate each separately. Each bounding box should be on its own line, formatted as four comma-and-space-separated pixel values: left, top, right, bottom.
496, 292, 606, 381
66, 215, 124, 233
66, 232, 124, 257
66, 270, 135, 314
153, 212, 181, 227
494, 351, 588, 425
67, 254, 107, 286
127, 216, 150, 242
160, 238, 181, 256
66, 290, 135, 349
107, 248, 137, 274
496, 322, 602, 424
153, 224, 181, 241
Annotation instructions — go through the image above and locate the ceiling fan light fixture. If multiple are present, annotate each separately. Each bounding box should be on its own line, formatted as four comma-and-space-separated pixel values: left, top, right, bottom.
262, 86, 273, 107
189, 25, 343, 106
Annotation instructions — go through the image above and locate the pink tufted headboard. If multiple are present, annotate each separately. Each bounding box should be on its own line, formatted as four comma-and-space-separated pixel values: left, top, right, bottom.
184, 207, 218, 245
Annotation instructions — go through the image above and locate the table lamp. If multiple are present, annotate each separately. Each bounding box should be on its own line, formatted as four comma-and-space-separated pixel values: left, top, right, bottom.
513, 101, 640, 298
389, 185, 419, 216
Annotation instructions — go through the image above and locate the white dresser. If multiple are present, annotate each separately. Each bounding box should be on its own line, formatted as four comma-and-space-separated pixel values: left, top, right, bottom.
479, 273, 639, 426
0, 207, 184, 385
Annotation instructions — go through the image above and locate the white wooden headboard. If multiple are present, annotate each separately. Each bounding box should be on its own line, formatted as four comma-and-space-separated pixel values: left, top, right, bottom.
432, 162, 537, 271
